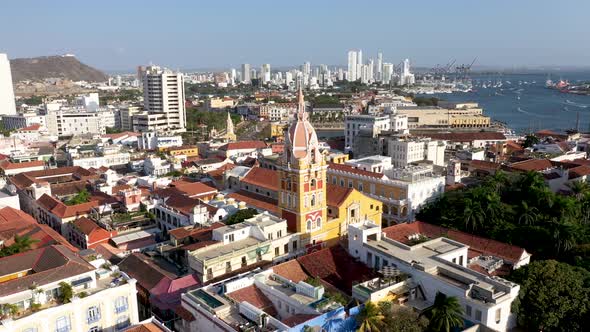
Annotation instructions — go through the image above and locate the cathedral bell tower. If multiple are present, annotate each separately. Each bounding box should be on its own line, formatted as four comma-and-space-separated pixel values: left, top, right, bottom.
278, 88, 327, 246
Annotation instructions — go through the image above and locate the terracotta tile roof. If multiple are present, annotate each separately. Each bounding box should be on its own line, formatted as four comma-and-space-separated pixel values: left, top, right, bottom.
71, 217, 103, 235
0, 206, 36, 224
282, 314, 319, 327
328, 162, 386, 179
50, 180, 88, 197
18, 124, 42, 131
505, 140, 524, 151
569, 165, 590, 179
168, 222, 225, 241
94, 243, 124, 263
326, 184, 353, 207
242, 167, 279, 191
206, 163, 236, 177
382, 221, 529, 264
162, 194, 202, 216
509, 159, 554, 171
297, 245, 377, 293
421, 132, 506, 141
181, 240, 220, 251
219, 140, 267, 151
102, 131, 141, 140
118, 253, 176, 291
170, 181, 218, 197
122, 322, 167, 332
9, 166, 96, 190
36, 194, 101, 218
469, 160, 501, 171
226, 190, 279, 215
0, 159, 45, 171
272, 259, 310, 283
227, 285, 275, 313
0, 245, 94, 297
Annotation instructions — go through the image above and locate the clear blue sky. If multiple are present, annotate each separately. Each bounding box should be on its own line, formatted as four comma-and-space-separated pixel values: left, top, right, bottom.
1, 0, 588, 71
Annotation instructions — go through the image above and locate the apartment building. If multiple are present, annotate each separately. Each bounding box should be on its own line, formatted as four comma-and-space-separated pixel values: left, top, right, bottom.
345, 114, 390, 152
142, 65, 186, 132
258, 103, 297, 122
119, 106, 142, 131
387, 137, 446, 168
397, 105, 490, 129
45, 110, 105, 136
2, 112, 46, 130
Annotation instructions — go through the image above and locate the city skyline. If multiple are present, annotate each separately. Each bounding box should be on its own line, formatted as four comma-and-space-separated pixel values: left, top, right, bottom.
1, 0, 589, 71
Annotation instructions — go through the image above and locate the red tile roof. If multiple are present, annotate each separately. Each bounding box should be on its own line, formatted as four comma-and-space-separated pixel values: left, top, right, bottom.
382, 221, 529, 264
469, 160, 501, 171
19, 124, 42, 131
226, 190, 279, 215
569, 165, 590, 179
282, 314, 319, 327
509, 159, 554, 172
168, 222, 225, 241
272, 260, 310, 283
326, 184, 353, 207
242, 167, 279, 191
118, 253, 176, 291
36, 194, 101, 219
151, 274, 201, 310
328, 162, 386, 179
227, 285, 275, 313
219, 140, 267, 151
162, 194, 202, 216
297, 245, 377, 293
170, 181, 218, 198
0, 159, 45, 171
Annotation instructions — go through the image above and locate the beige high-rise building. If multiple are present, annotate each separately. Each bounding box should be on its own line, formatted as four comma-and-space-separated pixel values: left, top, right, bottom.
141, 65, 186, 133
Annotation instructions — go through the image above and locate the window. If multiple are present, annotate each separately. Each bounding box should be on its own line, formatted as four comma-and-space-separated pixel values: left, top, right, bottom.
475, 309, 482, 321
495, 308, 501, 323
465, 305, 472, 317
275, 247, 280, 256
114, 296, 128, 314
241, 256, 247, 267
292, 240, 297, 251
226, 261, 231, 272
284, 243, 289, 254
116, 316, 130, 331
55, 316, 71, 332
87, 306, 101, 324
89, 327, 101, 332
348, 180, 353, 188
228, 234, 235, 242
277, 230, 282, 238
358, 183, 364, 192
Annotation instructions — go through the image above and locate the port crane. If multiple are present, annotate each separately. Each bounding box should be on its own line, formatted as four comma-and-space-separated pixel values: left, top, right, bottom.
455, 57, 477, 82
429, 59, 456, 80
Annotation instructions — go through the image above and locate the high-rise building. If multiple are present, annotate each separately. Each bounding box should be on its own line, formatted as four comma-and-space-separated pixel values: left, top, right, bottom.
399, 58, 415, 86
376, 52, 383, 82
382, 63, 394, 84
347, 50, 358, 81
0, 53, 16, 116
141, 65, 186, 132
357, 49, 363, 68
230, 68, 237, 85
241, 63, 251, 84
261, 64, 271, 83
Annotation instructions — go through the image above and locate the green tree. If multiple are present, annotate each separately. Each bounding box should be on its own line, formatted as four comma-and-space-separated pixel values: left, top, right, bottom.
225, 208, 258, 225
64, 189, 91, 206
523, 135, 539, 148
379, 302, 428, 332
423, 292, 463, 332
508, 260, 590, 331
58, 282, 73, 304
518, 201, 539, 225
357, 302, 384, 332
0, 235, 38, 257
462, 198, 486, 232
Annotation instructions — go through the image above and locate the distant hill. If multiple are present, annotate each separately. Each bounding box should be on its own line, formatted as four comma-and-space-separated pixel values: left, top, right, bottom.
10, 55, 108, 83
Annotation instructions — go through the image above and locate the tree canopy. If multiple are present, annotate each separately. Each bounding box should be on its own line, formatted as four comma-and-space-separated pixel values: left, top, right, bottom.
422, 292, 463, 332
64, 189, 91, 206
508, 260, 590, 331
225, 208, 258, 225
417, 171, 590, 263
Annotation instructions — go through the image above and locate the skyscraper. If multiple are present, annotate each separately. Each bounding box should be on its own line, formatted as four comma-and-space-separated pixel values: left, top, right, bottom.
382, 63, 394, 84
399, 58, 415, 86
261, 64, 271, 84
141, 65, 186, 132
241, 63, 251, 84
0, 53, 17, 116
347, 50, 358, 81
376, 52, 383, 82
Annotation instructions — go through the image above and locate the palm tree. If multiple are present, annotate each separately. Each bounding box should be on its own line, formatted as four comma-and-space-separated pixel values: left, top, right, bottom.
423, 292, 464, 332
552, 224, 577, 254
12, 235, 38, 252
356, 302, 384, 332
518, 201, 539, 225
462, 199, 486, 232
568, 181, 590, 200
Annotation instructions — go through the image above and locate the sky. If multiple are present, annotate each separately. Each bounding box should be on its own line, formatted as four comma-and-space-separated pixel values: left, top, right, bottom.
1, 0, 589, 72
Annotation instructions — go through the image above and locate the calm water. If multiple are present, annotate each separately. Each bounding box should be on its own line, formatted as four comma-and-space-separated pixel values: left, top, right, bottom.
424, 72, 590, 134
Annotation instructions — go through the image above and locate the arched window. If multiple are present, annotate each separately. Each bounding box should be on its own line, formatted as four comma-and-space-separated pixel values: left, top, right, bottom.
311, 179, 316, 188
311, 194, 316, 207
307, 219, 312, 231
316, 217, 322, 229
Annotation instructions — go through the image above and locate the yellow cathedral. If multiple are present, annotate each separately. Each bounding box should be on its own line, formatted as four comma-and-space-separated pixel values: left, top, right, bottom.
278, 88, 382, 252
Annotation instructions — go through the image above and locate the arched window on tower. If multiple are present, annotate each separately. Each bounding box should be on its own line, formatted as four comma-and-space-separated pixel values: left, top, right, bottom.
316, 217, 322, 229
311, 194, 316, 207
311, 179, 316, 189
307, 219, 312, 231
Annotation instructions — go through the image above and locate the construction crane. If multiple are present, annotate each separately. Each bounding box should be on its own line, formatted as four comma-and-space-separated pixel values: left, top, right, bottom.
455, 57, 477, 82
